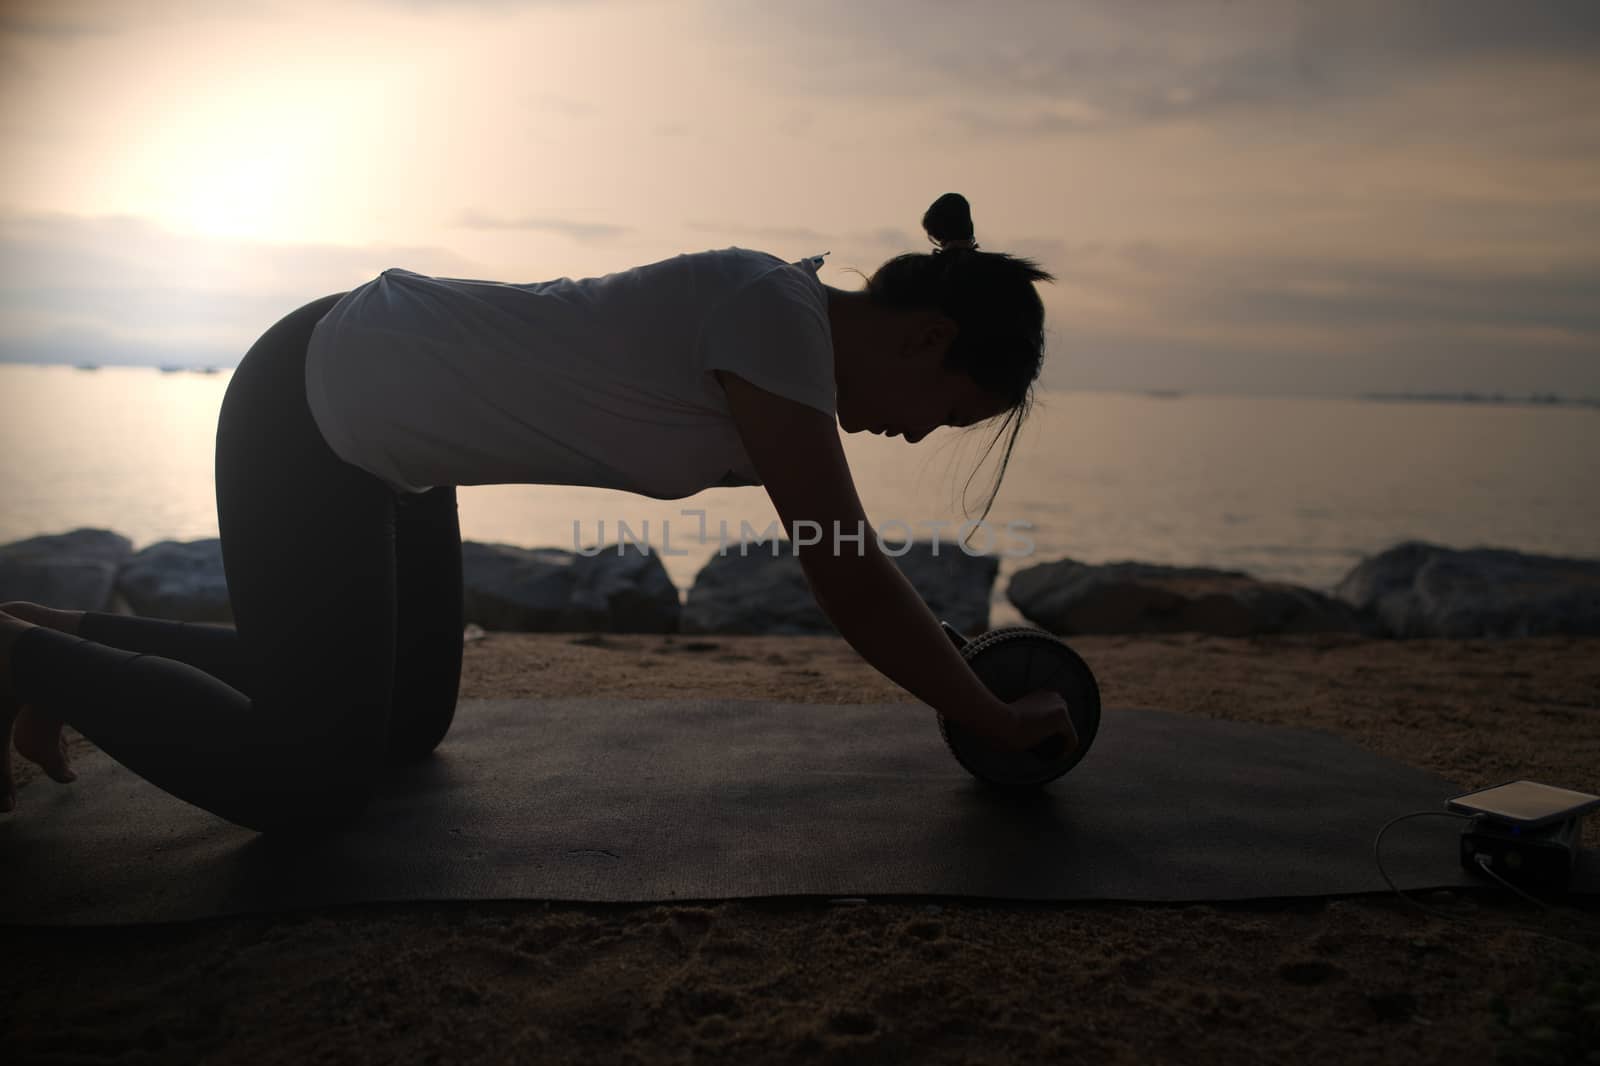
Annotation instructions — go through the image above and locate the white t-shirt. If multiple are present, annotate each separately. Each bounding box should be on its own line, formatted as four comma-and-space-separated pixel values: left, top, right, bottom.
303, 246, 835, 499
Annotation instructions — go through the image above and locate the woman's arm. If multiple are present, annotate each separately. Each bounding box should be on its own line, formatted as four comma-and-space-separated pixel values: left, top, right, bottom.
806, 545, 1016, 737
714, 370, 1017, 743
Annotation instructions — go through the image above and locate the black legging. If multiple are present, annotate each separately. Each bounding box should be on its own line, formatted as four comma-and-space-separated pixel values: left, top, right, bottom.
10, 291, 465, 833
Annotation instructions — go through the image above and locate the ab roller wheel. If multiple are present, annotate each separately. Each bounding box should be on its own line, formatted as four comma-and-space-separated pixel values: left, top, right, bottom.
937, 621, 1102, 791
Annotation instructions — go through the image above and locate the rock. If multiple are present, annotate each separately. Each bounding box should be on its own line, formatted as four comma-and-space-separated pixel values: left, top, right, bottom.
116, 539, 233, 622
681, 545, 820, 635
460, 543, 572, 631
893, 540, 999, 635
461, 540, 679, 632
1333, 541, 1600, 638
0, 528, 135, 612
682, 539, 998, 635
568, 542, 681, 633
1006, 558, 1366, 637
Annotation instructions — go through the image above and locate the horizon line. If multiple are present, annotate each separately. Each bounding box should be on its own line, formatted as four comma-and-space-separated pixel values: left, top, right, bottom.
1, 360, 1596, 408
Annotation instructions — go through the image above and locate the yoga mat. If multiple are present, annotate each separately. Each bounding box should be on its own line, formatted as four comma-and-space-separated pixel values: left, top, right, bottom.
4, 698, 1595, 926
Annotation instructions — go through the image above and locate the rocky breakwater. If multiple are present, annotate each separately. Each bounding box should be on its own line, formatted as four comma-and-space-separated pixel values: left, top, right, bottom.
681, 538, 998, 636
1331, 541, 1600, 639
460, 540, 678, 633
7, 530, 1595, 640
1007, 541, 1600, 639
0, 529, 679, 633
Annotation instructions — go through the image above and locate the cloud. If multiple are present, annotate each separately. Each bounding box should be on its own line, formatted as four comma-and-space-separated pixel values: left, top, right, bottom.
1031, 238, 1600, 395
0, 209, 482, 367
1042, 318, 1598, 398
0, 10, 114, 40
362, 0, 611, 10
686, 221, 831, 244
683, 223, 928, 263
453, 210, 630, 243
0, 0, 280, 40
713, 0, 1600, 129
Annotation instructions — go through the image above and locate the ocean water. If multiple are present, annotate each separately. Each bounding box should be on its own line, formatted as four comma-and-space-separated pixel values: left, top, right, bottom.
2, 364, 1596, 627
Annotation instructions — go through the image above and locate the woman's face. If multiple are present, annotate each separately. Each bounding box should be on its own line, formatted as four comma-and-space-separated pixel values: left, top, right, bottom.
836, 314, 1010, 442
860, 364, 1008, 443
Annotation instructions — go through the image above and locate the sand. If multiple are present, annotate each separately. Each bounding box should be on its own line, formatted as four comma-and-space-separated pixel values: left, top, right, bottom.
5, 631, 1599, 1064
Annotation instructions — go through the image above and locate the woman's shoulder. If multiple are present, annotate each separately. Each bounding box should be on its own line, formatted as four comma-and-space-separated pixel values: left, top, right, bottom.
687, 245, 786, 270
687, 245, 828, 272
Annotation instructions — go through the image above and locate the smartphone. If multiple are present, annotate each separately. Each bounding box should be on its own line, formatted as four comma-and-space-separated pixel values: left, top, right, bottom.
1446, 779, 1600, 828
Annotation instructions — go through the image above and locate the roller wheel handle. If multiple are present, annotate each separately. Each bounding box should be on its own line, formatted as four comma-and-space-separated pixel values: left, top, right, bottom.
943, 622, 1070, 761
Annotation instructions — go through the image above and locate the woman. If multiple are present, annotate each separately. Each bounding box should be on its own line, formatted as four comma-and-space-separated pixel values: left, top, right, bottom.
0, 192, 1074, 831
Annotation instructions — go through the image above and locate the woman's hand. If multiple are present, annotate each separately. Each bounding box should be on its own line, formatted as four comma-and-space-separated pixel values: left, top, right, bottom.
1004, 688, 1079, 757
960, 689, 1078, 756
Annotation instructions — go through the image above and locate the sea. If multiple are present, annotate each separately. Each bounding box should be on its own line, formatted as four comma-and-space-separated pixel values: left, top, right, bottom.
2, 364, 1596, 627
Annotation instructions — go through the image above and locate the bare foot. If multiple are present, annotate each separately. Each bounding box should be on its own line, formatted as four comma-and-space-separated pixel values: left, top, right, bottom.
0, 602, 80, 792
14, 705, 76, 785
0, 611, 35, 811
1, 610, 79, 812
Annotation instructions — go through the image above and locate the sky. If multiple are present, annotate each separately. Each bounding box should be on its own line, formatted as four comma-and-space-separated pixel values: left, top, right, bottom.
0, 0, 1596, 397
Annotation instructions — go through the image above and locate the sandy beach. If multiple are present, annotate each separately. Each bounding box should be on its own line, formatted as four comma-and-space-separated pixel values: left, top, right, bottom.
6, 630, 1599, 1064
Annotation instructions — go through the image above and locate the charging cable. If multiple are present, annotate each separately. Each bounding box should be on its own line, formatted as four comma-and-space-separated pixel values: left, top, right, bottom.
1373, 811, 1596, 966
1468, 852, 1554, 912
1372, 810, 1477, 921
1374, 811, 1575, 921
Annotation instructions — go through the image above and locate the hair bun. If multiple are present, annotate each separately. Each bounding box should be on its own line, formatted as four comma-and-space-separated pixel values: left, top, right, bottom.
923, 192, 977, 252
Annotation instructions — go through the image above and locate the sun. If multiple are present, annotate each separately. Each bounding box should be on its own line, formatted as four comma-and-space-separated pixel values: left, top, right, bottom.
169, 150, 305, 243
108, 56, 382, 244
